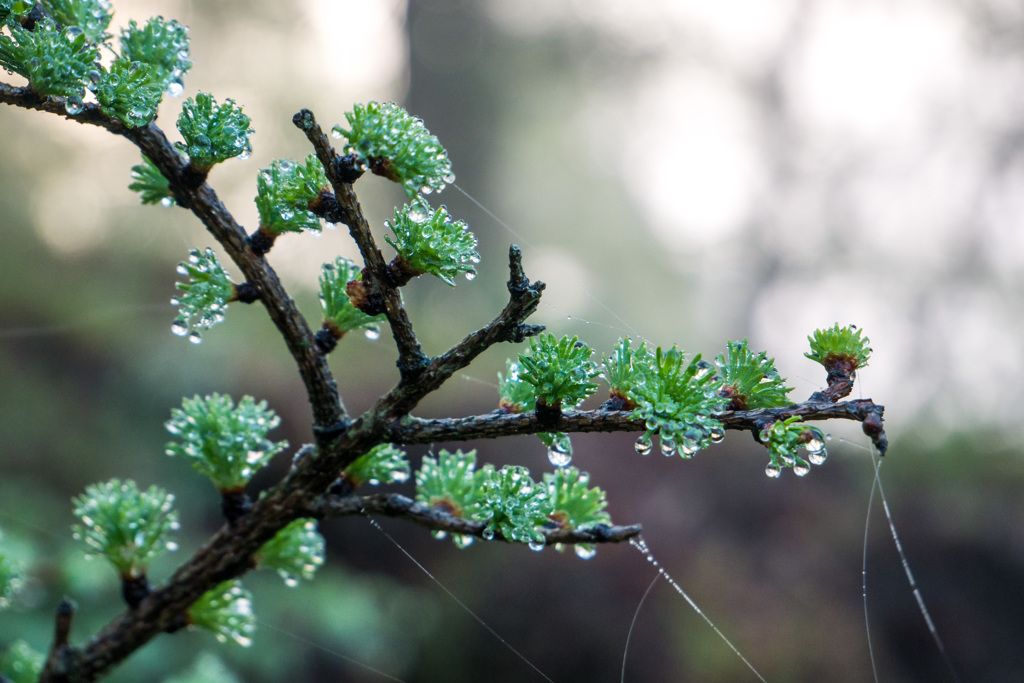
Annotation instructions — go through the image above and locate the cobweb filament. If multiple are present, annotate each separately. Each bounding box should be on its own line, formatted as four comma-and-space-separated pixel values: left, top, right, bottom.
628, 536, 768, 683
364, 514, 556, 683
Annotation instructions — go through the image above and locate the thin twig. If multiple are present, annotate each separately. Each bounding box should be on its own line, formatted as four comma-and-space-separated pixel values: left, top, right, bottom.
313, 492, 642, 545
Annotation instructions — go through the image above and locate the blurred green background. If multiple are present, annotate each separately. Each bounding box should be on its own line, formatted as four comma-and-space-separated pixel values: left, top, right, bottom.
2, 0, 1023, 681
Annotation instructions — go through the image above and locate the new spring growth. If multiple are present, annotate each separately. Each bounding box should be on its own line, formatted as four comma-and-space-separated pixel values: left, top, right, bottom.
252, 155, 330, 252
71, 479, 179, 579
188, 580, 256, 647
340, 443, 410, 489
0, 639, 43, 683
416, 449, 488, 548
119, 16, 191, 96
759, 416, 828, 478
253, 519, 325, 587
805, 323, 872, 373
129, 154, 173, 205
545, 467, 611, 560
384, 198, 479, 286
164, 394, 288, 493
90, 58, 163, 128
332, 101, 455, 197
171, 247, 239, 344
629, 346, 725, 459
602, 337, 652, 410
32, 0, 114, 43
497, 360, 573, 467
478, 466, 553, 547
176, 92, 253, 174
715, 339, 794, 411
318, 256, 385, 345
0, 17, 99, 106
517, 334, 600, 419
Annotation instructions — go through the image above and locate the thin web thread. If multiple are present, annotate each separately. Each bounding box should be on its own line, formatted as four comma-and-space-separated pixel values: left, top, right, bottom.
621, 574, 660, 683
364, 514, 556, 683
629, 536, 767, 683
263, 623, 410, 683
869, 450, 961, 682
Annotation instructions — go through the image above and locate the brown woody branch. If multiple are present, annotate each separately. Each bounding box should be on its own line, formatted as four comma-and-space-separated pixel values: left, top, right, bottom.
292, 108, 429, 379
312, 492, 642, 545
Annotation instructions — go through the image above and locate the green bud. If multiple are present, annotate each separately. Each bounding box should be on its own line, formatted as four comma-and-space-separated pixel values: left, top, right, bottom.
385, 199, 479, 286
715, 339, 793, 410
188, 580, 255, 647
71, 479, 178, 579
171, 247, 235, 344
120, 16, 191, 95
333, 101, 454, 197
176, 92, 253, 172
254, 519, 325, 587
164, 394, 288, 492
342, 443, 410, 488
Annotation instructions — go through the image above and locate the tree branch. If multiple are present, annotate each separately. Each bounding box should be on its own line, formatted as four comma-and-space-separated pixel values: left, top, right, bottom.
386, 398, 888, 454
312, 492, 642, 545
0, 86, 344, 429
293, 108, 429, 379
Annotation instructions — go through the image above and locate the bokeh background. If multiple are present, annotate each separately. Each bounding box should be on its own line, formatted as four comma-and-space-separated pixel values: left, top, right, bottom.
2, 0, 1023, 681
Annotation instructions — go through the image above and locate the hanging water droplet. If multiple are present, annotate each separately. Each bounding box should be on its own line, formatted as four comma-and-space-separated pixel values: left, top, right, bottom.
794, 461, 811, 477
364, 326, 380, 341
160, 196, 174, 208
528, 540, 545, 552
188, 331, 202, 344
171, 320, 189, 337
805, 435, 825, 454
634, 435, 652, 455
238, 149, 251, 161
392, 470, 410, 483
709, 426, 726, 443
808, 449, 827, 466
481, 527, 495, 541
465, 270, 477, 281
660, 436, 677, 456
575, 544, 597, 560
65, 97, 84, 115
547, 444, 572, 468
166, 80, 184, 98
765, 462, 782, 478
452, 534, 474, 549
431, 529, 447, 541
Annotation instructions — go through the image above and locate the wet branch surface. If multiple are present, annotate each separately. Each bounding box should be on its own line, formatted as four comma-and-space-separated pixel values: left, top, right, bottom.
312, 492, 642, 545
1, 88, 888, 681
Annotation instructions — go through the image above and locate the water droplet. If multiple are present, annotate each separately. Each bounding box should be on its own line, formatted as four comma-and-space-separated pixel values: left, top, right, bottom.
660, 436, 676, 456
166, 541, 179, 551
238, 149, 251, 161
765, 462, 782, 478
331, 128, 342, 139
481, 527, 495, 541
709, 426, 726, 443
364, 326, 381, 341
171, 320, 189, 337
465, 270, 477, 281
805, 435, 825, 454
160, 196, 174, 207
65, 97, 84, 115
808, 450, 828, 466
392, 470, 409, 483
547, 445, 572, 468
431, 530, 447, 541
188, 331, 202, 344
794, 461, 811, 477
166, 80, 185, 97
574, 544, 597, 560
693, 359, 714, 379
452, 534, 474, 549
528, 540, 545, 552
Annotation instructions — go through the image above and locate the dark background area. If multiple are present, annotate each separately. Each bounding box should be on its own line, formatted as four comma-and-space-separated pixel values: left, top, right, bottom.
2, 1, 1023, 681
